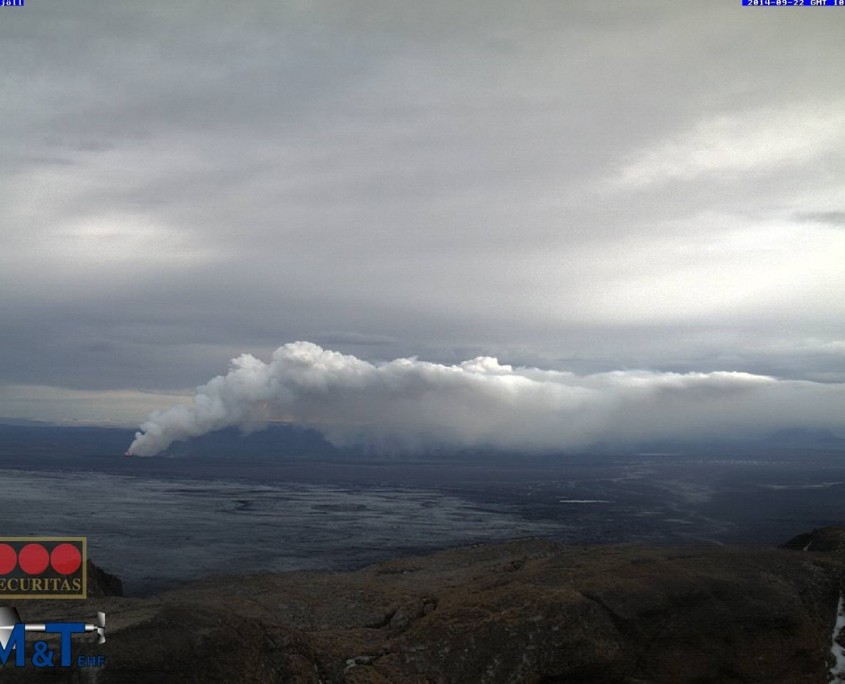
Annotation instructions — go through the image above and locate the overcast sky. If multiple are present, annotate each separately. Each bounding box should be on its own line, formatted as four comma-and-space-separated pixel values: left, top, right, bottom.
1, 1, 844, 434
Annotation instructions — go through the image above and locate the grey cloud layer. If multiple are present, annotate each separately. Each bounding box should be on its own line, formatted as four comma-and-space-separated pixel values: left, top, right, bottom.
1, 2, 844, 422
128, 342, 844, 456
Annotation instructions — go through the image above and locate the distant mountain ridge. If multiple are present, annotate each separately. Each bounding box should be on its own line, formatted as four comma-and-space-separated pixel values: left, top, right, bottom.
2, 421, 843, 461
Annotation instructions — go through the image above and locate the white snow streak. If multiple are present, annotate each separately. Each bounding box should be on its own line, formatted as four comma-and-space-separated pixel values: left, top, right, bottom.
830, 593, 845, 683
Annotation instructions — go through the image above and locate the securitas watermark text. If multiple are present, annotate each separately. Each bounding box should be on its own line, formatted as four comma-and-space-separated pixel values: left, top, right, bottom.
0, 538, 86, 599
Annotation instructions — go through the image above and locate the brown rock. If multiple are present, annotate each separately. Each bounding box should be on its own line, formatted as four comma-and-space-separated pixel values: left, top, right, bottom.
5, 534, 845, 682
86, 559, 123, 598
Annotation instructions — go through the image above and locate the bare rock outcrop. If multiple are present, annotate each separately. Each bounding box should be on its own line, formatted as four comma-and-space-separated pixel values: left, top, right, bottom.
6, 533, 845, 683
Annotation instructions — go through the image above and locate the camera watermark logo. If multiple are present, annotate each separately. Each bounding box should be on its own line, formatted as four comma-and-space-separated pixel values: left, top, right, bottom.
0, 538, 86, 600
0, 607, 106, 668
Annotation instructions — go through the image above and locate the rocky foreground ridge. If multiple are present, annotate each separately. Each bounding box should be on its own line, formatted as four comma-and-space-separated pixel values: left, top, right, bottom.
7, 528, 845, 683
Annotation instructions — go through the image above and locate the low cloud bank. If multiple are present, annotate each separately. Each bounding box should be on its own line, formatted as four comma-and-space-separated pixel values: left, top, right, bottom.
127, 342, 844, 456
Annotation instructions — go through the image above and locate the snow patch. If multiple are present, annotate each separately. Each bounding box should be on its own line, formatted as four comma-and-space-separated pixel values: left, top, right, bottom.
829, 593, 845, 683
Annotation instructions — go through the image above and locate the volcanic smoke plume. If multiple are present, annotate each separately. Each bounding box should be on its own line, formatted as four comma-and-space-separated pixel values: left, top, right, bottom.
127, 341, 845, 456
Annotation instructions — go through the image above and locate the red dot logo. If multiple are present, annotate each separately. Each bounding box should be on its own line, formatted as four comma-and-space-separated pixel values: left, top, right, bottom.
50, 543, 82, 575
0, 544, 16, 574
18, 543, 49, 575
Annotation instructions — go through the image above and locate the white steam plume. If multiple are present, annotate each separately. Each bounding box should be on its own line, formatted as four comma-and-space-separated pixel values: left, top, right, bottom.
127, 341, 845, 456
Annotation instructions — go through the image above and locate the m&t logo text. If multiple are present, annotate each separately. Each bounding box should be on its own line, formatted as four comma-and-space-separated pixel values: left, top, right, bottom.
0, 607, 106, 668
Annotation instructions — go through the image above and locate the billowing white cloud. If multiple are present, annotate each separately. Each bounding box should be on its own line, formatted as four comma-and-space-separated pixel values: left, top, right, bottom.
128, 342, 845, 456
